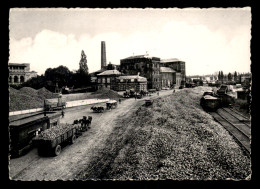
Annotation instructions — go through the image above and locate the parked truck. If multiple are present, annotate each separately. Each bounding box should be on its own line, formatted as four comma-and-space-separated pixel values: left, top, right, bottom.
44, 97, 66, 111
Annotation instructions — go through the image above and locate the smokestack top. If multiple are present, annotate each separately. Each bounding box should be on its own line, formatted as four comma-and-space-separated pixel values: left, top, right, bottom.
101, 41, 107, 69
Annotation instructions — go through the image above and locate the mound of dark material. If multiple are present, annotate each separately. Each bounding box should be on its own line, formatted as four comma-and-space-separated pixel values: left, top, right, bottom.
9, 87, 58, 112
91, 87, 122, 99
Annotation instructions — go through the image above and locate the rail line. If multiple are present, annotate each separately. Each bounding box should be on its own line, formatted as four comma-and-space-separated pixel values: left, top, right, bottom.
223, 107, 251, 128
209, 108, 251, 156
11, 154, 42, 180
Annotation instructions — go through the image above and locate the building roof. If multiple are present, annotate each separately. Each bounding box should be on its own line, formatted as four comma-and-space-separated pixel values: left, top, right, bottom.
8, 63, 29, 67
160, 58, 182, 63
97, 69, 122, 76
160, 67, 176, 73
118, 75, 147, 82
90, 68, 107, 76
121, 54, 160, 60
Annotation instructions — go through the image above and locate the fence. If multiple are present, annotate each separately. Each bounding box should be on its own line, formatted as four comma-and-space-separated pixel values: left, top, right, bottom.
9, 98, 110, 116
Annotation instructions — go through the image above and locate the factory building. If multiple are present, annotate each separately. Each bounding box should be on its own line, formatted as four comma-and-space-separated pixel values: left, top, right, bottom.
120, 55, 161, 89
91, 41, 186, 91
160, 58, 186, 86
120, 55, 186, 89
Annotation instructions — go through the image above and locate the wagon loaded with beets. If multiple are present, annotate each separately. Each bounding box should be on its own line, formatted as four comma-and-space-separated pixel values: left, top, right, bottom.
32, 116, 92, 156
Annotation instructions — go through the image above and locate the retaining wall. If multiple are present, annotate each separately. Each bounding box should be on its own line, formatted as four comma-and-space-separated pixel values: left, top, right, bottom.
9, 98, 110, 116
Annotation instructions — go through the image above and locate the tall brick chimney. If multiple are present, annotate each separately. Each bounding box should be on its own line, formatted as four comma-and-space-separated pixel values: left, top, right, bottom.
101, 41, 107, 69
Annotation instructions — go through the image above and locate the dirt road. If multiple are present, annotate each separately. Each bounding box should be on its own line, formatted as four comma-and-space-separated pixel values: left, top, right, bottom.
9, 89, 175, 180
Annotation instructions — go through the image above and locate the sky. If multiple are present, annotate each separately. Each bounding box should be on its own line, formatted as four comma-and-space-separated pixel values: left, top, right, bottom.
9, 8, 251, 76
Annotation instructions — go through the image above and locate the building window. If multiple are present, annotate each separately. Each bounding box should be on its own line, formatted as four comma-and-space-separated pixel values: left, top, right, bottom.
120, 79, 124, 82
107, 78, 110, 83
98, 79, 101, 83
102, 78, 106, 83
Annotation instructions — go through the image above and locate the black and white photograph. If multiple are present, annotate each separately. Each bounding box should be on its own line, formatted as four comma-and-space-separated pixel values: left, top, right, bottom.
8, 8, 252, 181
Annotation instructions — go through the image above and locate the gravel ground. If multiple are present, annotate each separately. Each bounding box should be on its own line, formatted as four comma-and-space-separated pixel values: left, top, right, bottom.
76, 87, 251, 180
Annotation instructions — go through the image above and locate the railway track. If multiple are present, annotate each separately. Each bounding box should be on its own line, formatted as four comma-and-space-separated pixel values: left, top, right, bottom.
209, 108, 251, 156
11, 154, 42, 180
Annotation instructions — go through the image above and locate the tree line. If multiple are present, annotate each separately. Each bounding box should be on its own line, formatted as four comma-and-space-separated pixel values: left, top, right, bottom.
217, 71, 250, 82
11, 50, 91, 92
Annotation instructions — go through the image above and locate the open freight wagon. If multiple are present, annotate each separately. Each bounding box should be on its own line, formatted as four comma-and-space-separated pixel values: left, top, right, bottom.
32, 116, 92, 156
33, 124, 78, 156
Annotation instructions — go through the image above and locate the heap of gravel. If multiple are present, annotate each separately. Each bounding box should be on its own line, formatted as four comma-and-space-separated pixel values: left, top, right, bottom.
9, 87, 58, 112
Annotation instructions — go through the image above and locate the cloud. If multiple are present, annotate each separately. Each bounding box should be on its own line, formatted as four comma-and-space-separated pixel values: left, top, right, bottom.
9, 21, 251, 76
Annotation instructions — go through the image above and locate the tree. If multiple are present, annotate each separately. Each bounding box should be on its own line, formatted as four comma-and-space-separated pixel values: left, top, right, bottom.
228, 72, 232, 81
79, 50, 88, 74
218, 71, 221, 81
220, 71, 224, 82
44, 65, 73, 90
72, 50, 91, 88
234, 71, 238, 82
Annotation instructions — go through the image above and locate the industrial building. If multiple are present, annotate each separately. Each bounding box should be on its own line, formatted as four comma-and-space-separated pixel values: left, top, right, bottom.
160, 58, 186, 86
119, 55, 161, 89
160, 67, 181, 88
120, 55, 186, 89
90, 41, 186, 91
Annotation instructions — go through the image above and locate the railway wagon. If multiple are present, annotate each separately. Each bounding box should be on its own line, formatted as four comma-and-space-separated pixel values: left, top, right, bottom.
9, 112, 61, 158
200, 95, 220, 111
32, 124, 78, 156
219, 94, 235, 107
44, 98, 66, 111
